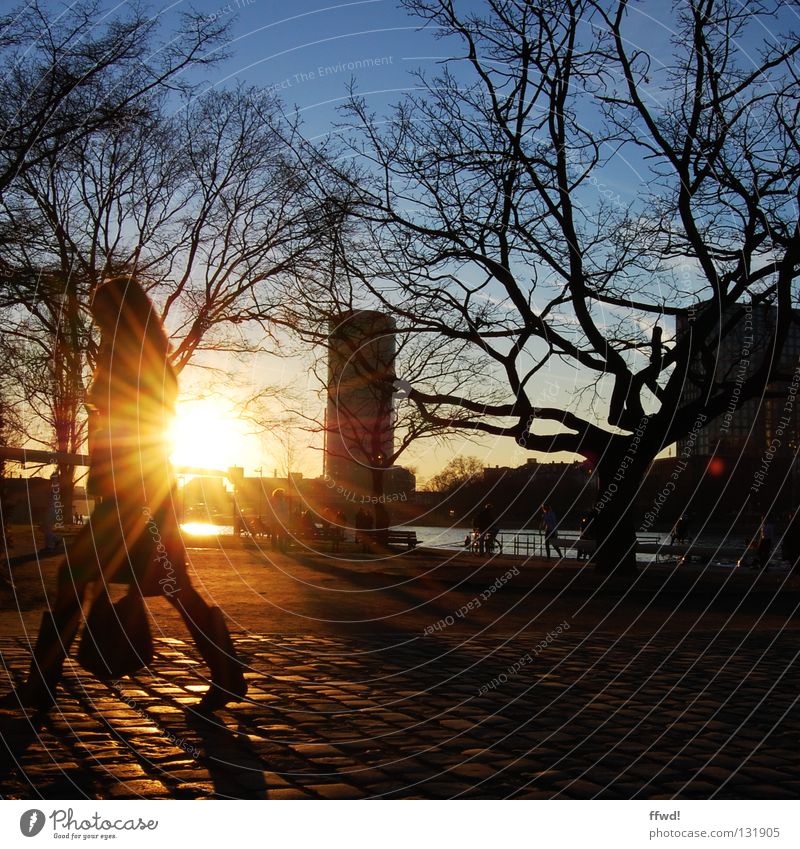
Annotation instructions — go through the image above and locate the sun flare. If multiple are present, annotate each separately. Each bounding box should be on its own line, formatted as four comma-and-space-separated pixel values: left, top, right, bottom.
169, 398, 251, 472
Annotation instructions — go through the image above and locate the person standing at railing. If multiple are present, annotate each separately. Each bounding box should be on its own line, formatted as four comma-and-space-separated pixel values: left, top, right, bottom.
541, 504, 563, 559
473, 503, 494, 555
783, 508, 800, 577
757, 514, 776, 570
577, 512, 594, 560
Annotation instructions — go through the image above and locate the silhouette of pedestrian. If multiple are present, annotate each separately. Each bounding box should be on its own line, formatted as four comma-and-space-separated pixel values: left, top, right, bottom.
541, 504, 563, 559
757, 514, 775, 570
783, 508, 800, 577
354, 507, 372, 552
671, 515, 689, 545
578, 512, 594, 560
270, 488, 290, 551
0, 277, 247, 712
474, 503, 493, 554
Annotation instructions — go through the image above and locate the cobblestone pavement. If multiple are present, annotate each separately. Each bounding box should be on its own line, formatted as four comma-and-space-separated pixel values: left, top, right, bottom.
1, 628, 798, 799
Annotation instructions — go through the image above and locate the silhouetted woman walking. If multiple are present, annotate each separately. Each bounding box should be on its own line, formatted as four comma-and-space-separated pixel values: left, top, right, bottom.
1, 277, 247, 712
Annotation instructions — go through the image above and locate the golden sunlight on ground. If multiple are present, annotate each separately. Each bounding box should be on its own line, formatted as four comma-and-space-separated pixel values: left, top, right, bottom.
179, 521, 230, 536
168, 398, 253, 472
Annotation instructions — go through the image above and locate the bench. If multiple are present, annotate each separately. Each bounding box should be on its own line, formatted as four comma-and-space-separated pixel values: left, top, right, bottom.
385, 530, 420, 549
302, 522, 345, 551
309, 523, 343, 542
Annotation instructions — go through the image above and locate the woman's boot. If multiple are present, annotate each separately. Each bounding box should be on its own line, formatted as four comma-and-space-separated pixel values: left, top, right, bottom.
170, 591, 248, 712
193, 607, 248, 712
0, 610, 76, 710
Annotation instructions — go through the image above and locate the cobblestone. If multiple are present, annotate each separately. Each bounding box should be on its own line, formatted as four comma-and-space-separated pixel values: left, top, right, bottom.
1, 627, 799, 799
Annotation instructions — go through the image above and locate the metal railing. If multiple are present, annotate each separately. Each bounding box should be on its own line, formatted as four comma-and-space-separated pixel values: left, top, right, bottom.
497, 530, 663, 558
498, 531, 544, 556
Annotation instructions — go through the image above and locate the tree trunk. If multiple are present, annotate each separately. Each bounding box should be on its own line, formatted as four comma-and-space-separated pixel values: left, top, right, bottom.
57, 464, 75, 527
0, 408, 7, 556
592, 496, 639, 574
371, 466, 390, 546
591, 449, 651, 575
51, 280, 83, 524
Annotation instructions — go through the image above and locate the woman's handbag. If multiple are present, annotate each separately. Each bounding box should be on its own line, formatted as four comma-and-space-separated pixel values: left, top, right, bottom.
77, 586, 153, 679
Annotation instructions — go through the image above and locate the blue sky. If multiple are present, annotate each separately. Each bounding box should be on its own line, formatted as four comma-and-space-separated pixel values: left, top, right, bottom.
169, 0, 450, 130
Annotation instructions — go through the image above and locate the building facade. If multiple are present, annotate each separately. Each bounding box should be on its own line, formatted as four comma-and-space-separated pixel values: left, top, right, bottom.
676, 303, 800, 460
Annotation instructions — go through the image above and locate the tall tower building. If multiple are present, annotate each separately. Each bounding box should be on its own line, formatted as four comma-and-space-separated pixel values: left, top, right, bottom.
325, 311, 396, 502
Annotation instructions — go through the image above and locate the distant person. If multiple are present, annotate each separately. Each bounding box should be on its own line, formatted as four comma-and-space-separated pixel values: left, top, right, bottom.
0, 276, 247, 712
334, 510, 347, 543
270, 488, 290, 551
578, 512, 594, 560
354, 507, 372, 552
473, 503, 493, 555
233, 505, 244, 537
485, 516, 500, 554
300, 509, 316, 538
671, 516, 688, 545
783, 508, 800, 577
319, 507, 343, 551
541, 504, 563, 559
250, 516, 267, 538
0, 495, 14, 552
757, 514, 775, 570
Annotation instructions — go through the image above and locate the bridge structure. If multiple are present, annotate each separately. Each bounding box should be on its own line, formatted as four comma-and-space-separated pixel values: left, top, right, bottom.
0, 445, 231, 480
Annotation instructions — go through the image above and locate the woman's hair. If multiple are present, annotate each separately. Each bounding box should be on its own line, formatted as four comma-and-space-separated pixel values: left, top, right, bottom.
91, 276, 170, 359
91, 275, 176, 405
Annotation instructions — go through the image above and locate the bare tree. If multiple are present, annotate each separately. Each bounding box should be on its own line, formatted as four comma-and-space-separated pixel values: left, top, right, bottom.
0, 0, 224, 502
160, 88, 316, 371
0, 273, 93, 519
424, 456, 484, 493
0, 0, 227, 197
309, 0, 800, 572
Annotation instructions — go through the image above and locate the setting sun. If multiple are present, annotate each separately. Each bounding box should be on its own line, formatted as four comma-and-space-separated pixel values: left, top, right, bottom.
169, 398, 253, 472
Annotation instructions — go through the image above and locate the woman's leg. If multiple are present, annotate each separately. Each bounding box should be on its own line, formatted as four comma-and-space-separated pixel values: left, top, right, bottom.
0, 559, 89, 709
0, 506, 123, 709
165, 583, 247, 711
